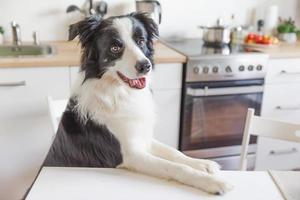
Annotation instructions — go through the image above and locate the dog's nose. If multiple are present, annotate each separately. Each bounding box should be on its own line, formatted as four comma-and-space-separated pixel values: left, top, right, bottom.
135, 60, 151, 74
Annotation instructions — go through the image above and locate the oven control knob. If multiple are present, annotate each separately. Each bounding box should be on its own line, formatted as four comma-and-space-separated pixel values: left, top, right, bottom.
239, 65, 245, 71
212, 66, 219, 73
193, 66, 200, 74
225, 66, 232, 73
203, 66, 209, 73
256, 65, 263, 71
248, 65, 254, 71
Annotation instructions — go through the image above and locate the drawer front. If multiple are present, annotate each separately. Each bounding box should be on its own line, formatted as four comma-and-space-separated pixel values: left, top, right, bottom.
262, 84, 300, 123
0, 67, 70, 200
259, 83, 300, 170
266, 59, 300, 84
151, 63, 183, 90
256, 137, 300, 170
0, 67, 70, 123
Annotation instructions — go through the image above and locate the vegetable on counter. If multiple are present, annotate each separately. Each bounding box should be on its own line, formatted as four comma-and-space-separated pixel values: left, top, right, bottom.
244, 33, 279, 45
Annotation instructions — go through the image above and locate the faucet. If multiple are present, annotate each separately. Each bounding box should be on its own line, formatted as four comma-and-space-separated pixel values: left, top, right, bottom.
33, 31, 39, 45
11, 21, 21, 46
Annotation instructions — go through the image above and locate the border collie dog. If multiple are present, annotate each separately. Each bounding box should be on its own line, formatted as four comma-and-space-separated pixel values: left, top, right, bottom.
44, 13, 232, 195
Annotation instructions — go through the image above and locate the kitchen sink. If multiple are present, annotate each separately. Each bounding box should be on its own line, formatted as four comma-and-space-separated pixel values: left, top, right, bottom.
0, 45, 54, 57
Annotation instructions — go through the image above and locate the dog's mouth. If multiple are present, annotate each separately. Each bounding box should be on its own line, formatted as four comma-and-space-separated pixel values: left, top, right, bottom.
117, 71, 146, 89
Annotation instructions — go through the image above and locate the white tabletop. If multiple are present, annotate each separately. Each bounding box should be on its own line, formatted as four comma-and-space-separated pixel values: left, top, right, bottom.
269, 171, 300, 200
26, 167, 284, 200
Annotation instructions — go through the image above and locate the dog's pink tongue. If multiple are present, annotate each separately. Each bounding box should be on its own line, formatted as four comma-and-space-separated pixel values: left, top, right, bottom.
129, 77, 146, 89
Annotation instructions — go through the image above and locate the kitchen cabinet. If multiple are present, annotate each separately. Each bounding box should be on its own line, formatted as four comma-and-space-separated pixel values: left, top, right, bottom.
0, 67, 70, 200
152, 63, 183, 148
70, 63, 183, 148
69, 66, 80, 86
257, 58, 300, 170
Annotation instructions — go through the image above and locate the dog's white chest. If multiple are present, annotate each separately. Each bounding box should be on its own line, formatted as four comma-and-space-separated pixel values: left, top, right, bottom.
104, 89, 156, 141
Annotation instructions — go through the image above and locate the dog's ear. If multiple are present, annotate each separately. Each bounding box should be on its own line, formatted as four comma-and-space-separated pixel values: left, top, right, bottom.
68, 16, 102, 44
130, 12, 159, 39
130, 12, 159, 66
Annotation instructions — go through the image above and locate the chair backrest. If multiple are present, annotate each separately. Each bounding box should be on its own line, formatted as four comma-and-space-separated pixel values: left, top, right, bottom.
47, 96, 68, 135
239, 108, 300, 171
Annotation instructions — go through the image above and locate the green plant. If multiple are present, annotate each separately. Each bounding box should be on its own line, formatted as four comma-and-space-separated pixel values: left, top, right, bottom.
0, 26, 4, 35
277, 17, 299, 34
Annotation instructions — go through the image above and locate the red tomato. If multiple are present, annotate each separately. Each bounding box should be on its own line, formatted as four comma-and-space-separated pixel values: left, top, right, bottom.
255, 35, 263, 44
247, 33, 256, 40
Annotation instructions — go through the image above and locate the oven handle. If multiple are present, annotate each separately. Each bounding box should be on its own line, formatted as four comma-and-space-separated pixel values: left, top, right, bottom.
186, 85, 264, 97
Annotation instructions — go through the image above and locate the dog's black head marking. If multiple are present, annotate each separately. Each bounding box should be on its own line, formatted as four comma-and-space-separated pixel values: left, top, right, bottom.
130, 12, 159, 61
68, 12, 159, 81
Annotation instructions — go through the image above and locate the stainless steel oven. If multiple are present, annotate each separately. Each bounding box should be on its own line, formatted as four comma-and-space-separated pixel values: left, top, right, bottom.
180, 79, 264, 170
163, 38, 269, 170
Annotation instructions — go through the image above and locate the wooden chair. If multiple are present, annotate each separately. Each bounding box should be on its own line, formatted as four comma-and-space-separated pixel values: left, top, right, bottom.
47, 96, 68, 135
239, 108, 300, 170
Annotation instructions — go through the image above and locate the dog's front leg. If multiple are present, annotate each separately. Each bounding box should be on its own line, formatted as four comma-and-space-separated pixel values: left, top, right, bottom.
150, 140, 220, 174
119, 148, 232, 195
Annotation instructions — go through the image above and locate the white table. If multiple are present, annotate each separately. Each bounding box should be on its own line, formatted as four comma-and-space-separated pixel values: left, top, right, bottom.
269, 171, 300, 200
26, 167, 287, 200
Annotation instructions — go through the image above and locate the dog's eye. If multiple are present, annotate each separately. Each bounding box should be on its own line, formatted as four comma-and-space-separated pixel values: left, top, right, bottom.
137, 39, 145, 47
110, 45, 122, 54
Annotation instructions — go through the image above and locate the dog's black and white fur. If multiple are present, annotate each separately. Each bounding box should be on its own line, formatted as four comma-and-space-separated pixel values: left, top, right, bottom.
44, 13, 232, 195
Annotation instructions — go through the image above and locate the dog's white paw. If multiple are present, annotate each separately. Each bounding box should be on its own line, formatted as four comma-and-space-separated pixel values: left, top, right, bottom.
203, 160, 221, 174
203, 177, 234, 195
187, 159, 221, 174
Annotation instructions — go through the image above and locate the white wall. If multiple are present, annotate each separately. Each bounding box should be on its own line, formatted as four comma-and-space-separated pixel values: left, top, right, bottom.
0, 0, 299, 41
159, 0, 300, 38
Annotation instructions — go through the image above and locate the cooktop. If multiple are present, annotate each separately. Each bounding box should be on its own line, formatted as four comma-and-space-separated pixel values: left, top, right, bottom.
162, 38, 252, 58
161, 38, 269, 82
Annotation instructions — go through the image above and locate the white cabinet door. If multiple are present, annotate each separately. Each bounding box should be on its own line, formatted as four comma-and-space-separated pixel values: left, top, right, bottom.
69, 66, 80, 87
0, 67, 70, 200
257, 72, 300, 170
153, 89, 181, 148
256, 137, 300, 170
151, 63, 182, 148
266, 58, 300, 84
151, 63, 182, 90
262, 84, 300, 123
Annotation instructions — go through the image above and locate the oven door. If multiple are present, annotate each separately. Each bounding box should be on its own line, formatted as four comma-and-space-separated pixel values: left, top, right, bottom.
180, 79, 263, 152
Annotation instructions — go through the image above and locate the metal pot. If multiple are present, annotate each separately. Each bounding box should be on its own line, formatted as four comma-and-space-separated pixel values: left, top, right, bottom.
136, 0, 162, 25
199, 19, 231, 44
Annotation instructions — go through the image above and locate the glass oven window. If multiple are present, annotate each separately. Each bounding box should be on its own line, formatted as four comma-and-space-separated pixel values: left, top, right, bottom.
181, 91, 262, 150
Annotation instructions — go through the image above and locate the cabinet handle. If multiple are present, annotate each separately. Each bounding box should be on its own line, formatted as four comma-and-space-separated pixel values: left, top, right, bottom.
276, 105, 300, 110
269, 148, 298, 156
0, 80, 26, 87
280, 70, 300, 75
